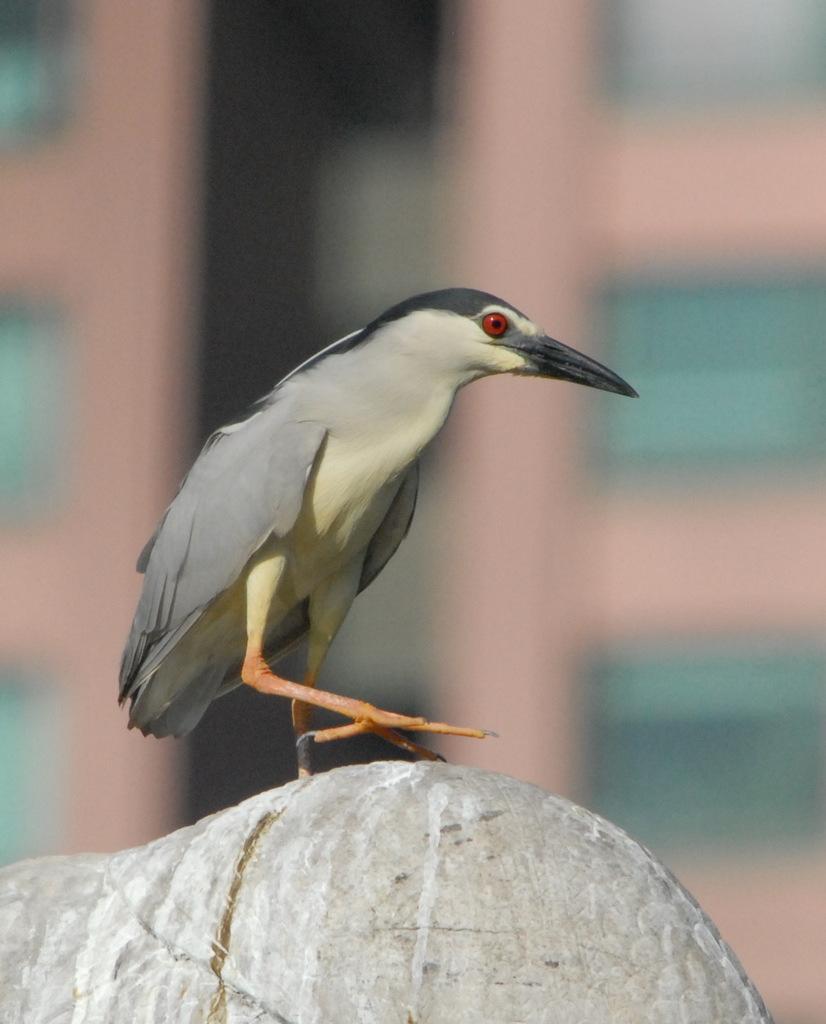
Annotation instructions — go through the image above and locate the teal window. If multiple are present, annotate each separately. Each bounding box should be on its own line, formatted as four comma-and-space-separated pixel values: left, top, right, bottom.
590, 648, 825, 849
0, 306, 69, 513
0, 0, 72, 144
603, 0, 826, 106
595, 280, 826, 470
0, 676, 64, 866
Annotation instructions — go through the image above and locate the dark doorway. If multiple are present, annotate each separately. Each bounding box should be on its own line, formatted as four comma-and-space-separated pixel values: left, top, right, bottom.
185, 0, 444, 823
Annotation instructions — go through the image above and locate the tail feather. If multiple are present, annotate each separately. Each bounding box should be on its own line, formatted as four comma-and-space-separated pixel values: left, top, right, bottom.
125, 599, 313, 738
127, 662, 232, 738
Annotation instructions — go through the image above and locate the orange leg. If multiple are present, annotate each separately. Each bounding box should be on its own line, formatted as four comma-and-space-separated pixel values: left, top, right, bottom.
292, 679, 316, 779
290, 672, 458, 772
240, 645, 487, 769
242, 556, 486, 775
311, 720, 447, 762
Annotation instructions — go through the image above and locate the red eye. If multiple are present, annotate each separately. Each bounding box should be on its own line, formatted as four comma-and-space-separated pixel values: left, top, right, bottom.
482, 312, 509, 337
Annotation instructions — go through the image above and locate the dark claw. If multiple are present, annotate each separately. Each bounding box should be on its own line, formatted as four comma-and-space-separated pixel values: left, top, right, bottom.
482, 729, 499, 738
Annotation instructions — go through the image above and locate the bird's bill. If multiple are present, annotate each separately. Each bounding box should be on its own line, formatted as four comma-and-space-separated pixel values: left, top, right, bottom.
510, 335, 638, 397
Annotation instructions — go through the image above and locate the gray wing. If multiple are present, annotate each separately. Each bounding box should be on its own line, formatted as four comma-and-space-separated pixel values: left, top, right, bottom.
359, 461, 419, 592
124, 458, 418, 738
119, 408, 327, 700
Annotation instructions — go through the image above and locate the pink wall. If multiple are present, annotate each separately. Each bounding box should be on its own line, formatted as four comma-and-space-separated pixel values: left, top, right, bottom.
437, 0, 600, 797
0, 0, 205, 852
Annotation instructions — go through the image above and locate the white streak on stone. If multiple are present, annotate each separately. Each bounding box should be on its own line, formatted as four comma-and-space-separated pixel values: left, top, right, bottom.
69, 886, 142, 1023
409, 781, 450, 1015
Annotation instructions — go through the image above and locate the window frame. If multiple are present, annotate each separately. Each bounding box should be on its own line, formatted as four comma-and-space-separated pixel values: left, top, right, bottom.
586, 640, 826, 853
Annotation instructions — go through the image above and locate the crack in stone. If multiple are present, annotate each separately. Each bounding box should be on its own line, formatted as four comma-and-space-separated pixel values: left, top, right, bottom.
104, 809, 293, 1021
208, 809, 284, 1023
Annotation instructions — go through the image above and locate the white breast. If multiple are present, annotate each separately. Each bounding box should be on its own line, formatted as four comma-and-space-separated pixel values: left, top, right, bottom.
278, 307, 495, 596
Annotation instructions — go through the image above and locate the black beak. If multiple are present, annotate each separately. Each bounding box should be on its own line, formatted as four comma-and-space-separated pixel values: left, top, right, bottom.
511, 334, 638, 398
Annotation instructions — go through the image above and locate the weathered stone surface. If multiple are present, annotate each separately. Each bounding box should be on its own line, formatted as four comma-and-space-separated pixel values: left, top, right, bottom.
0, 761, 774, 1023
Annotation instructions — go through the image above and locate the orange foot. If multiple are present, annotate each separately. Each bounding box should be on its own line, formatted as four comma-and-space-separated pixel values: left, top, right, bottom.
300, 722, 447, 763
241, 653, 488, 760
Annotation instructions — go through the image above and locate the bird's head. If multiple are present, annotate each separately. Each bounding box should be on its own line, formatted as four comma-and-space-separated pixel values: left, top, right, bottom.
364, 288, 638, 398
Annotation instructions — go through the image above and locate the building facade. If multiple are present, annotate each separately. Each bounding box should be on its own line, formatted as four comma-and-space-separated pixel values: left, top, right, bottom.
438, 3, 826, 1020
0, 0, 202, 855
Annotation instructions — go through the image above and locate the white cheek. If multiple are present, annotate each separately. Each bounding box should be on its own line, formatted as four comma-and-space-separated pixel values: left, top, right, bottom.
478, 344, 530, 373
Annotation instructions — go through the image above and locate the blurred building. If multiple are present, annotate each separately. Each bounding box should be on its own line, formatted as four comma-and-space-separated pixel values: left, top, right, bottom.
438, 4, 826, 1021
0, 0, 202, 856
0, 1, 825, 1020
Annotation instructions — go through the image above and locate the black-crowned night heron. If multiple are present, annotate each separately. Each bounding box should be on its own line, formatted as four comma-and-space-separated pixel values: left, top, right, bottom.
120, 288, 636, 773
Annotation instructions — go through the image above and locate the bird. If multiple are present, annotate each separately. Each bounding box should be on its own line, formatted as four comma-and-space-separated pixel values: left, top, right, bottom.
119, 288, 637, 774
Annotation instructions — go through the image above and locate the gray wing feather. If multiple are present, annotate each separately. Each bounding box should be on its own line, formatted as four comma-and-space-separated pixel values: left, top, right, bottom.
359, 461, 419, 592
120, 409, 327, 699
123, 459, 417, 737
135, 512, 167, 572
